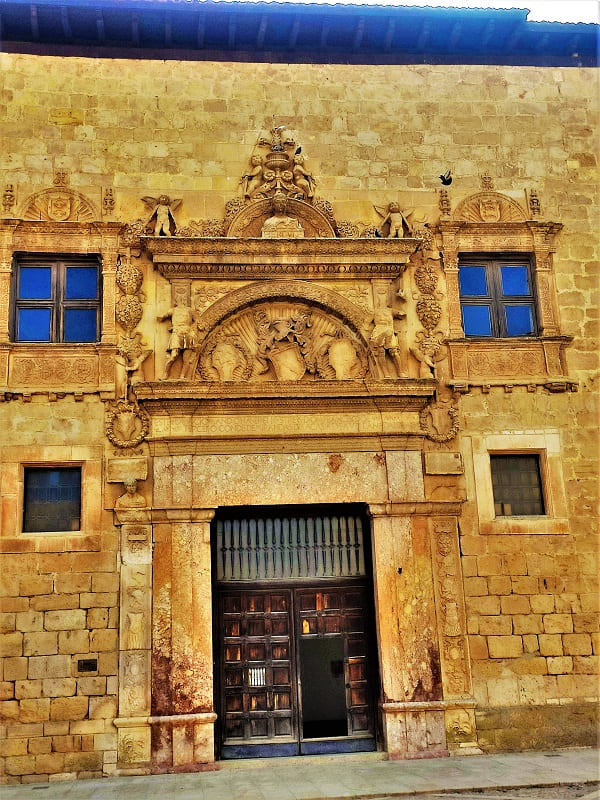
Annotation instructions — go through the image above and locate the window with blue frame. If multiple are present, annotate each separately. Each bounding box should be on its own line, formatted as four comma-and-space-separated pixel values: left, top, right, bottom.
12, 255, 101, 343
458, 256, 538, 337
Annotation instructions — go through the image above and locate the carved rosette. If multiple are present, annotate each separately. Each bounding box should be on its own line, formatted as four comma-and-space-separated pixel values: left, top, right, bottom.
105, 399, 150, 449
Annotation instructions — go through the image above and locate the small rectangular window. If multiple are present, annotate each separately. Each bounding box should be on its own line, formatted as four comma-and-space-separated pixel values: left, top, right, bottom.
490, 455, 545, 516
23, 467, 81, 533
13, 255, 101, 343
459, 256, 537, 338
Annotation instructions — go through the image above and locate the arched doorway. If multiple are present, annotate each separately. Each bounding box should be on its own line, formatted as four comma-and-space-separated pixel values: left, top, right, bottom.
212, 504, 379, 758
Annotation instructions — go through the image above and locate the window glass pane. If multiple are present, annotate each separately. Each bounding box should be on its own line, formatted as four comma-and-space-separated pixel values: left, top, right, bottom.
17, 308, 51, 341
462, 305, 492, 336
19, 267, 52, 299
505, 305, 534, 336
459, 266, 488, 296
64, 309, 97, 342
490, 455, 545, 516
66, 267, 98, 299
501, 266, 530, 296
23, 467, 81, 533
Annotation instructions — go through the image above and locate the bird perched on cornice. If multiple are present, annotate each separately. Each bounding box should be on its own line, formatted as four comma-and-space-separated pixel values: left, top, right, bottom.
439, 170, 452, 186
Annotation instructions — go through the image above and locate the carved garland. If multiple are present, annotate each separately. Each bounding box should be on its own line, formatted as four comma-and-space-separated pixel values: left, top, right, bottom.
105, 399, 150, 449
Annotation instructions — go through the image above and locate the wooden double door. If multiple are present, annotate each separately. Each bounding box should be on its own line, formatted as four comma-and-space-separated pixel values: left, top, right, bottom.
216, 583, 378, 758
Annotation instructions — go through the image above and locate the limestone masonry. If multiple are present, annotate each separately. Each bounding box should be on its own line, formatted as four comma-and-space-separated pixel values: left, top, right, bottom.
0, 29, 597, 785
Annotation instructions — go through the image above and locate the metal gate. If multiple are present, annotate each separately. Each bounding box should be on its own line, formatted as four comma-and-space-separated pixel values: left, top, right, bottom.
213, 505, 378, 759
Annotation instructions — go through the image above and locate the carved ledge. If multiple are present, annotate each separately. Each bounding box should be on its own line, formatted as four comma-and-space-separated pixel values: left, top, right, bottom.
135, 378, 434, 402
446, 336, 572, 382
6, 343, 117, 394
143, 235, 421, 278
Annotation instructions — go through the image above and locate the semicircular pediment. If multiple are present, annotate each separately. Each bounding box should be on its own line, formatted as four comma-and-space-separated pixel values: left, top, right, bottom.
20, 187, 98, 222
195, 280, 370, 336
193, 280, 372, 383
452, 191, 527, 223
226, 197, 336, 238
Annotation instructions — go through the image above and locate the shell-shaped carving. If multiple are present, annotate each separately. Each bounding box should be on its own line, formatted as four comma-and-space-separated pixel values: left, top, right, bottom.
20, 188, 98, 222
452, 191, 527, 223
226, 197, 336, 238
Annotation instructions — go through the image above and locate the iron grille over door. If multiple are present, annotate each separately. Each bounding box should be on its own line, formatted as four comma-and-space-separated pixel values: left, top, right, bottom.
215, 506, 367, 582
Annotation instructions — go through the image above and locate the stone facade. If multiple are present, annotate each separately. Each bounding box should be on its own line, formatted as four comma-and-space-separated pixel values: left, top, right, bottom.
0, 50, 597, 783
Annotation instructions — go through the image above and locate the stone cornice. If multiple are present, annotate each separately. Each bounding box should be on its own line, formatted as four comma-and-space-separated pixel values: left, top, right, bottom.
134, 379, 435, 412
143, 235, 421, 278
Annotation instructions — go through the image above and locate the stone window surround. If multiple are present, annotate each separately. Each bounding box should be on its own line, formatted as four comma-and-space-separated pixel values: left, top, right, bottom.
470, 431, 568, 535
1, 444, 103, 539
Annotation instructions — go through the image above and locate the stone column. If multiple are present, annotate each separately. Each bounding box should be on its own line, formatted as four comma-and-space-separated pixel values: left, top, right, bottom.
151, 509, 217, 771
114, 503, 153, 774
429, 516, 481, 754
369, 505, 447, 759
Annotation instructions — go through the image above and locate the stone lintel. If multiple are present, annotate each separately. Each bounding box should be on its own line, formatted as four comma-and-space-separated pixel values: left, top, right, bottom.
147, 434, 425, 457
148, 713, 217, 726
151, 508, 216, 523
381, 699, 477, 712
369, 502, 464, 517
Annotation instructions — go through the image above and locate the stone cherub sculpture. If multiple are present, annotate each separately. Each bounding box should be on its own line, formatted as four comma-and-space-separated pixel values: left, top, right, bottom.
116, 333, 152, 399
374, 202, 411, 239
142, 194, 182, 236
157, 298, 199, 379
292, 153, 316, 200
241, 154, 265, 199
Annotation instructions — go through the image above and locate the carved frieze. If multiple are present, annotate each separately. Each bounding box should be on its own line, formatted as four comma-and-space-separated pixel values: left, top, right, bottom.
468, 348, 546, 377
10, 355, 97, 385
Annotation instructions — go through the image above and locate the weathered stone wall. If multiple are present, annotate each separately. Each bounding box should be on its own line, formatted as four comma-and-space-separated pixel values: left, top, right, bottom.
0, 400, 119, 782
0, 53, 597, 780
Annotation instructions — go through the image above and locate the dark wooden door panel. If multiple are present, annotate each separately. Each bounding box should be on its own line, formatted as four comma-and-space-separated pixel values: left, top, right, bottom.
219, 589, 297, 757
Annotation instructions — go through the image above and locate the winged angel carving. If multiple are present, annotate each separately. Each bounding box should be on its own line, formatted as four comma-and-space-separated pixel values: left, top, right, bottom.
141, 194, 182, 236
373, 203, 429, 238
